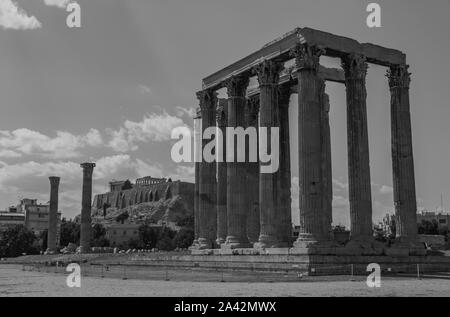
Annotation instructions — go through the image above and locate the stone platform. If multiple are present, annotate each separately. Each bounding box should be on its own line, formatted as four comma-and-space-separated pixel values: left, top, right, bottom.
121, 253, 450, 276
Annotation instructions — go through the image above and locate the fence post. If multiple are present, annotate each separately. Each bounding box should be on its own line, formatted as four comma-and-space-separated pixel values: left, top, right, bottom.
122, 266, 127, 280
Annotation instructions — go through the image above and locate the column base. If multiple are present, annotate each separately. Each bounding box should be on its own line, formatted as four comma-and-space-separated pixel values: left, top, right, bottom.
291, 239, 337, 255
254, 234, 289, 249
386, 239, 427, 256
222, 236, 252, 250
216, 238, 226, 246
335, 238, 383, 256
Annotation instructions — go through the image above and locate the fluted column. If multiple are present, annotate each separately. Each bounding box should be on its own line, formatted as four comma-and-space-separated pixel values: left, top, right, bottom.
245, 96, 260, 244
278, 83, 293, 245
342, 54, 373, 245
80, 163, 95, 253
47, 176, 60, 253
388, 65, 420, 246
321, 87, 333, 239
224, 74, 251, 249
216, 99, 228, 245
197, 90, 218, 249
291, 44, 329, 249
192, 108, 201, 248
254, 60, 285, 249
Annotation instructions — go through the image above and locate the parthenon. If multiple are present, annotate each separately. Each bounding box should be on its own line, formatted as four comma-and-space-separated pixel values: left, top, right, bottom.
191, 27, 425, 256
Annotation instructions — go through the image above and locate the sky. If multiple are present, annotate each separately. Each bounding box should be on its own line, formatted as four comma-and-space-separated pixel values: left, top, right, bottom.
0, 0, 449, 227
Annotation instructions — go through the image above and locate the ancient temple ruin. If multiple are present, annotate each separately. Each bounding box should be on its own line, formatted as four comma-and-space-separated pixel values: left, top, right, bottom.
191, 27, 424, 256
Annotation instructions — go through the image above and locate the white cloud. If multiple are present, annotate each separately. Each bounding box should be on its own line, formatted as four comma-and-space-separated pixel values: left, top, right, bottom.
0, 149, 21, 158
175, 106, 197, 119
107, 113, 186, 152
0, 128, 103, 159
43, 0, 72, 9
0, 0, 41, 30
138, 84, 152, 95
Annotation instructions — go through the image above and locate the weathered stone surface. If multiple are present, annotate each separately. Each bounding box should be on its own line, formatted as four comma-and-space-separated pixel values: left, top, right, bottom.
224, 75, 251, 249
216, 99, 228, 245
254, 60, 285, 249
47, 177, 60, 253
197, 90, 218, 249
292, 44, 330, 247
342, 53, 373, 243
388, 65, 419, 243
245, 96, 260, 245
80, 163, 95, 254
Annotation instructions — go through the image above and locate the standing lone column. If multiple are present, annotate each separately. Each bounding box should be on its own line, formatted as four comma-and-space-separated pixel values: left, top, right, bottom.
47, 177, 60, 254
255, 60, 285, 249
278, 83, 293, 245
342, 53, 374, 251
224, 74, 251, 249
292, 44, 330, 250
216, 99, 228, 245
197, 90, 218, 250
387, 65, 422, 253
80, 163, 95, 253
245, 96, 260, 244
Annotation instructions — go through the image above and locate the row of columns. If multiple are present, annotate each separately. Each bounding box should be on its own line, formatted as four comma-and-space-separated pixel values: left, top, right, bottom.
193, 43, 420, 254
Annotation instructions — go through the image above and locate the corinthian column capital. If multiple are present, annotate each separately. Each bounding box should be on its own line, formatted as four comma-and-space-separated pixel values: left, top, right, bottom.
49, 176, 60, 187
225, 74, 249, 98
342, 53, 368, 81
290, 44, 325, 72
387, 64, 411, 89
254, 60, 283, 86
197, 89, 218, 114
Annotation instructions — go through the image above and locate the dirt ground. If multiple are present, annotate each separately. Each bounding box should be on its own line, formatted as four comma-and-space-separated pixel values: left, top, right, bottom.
0, 264, 449, 297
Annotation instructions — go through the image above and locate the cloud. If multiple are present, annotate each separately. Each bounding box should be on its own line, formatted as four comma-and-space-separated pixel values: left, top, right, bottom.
0, 0, 42, 30
43, 0, 72, 9
0, 149, 21, 158
138, 84, 152, 95
0, 128, 104, 159
175, 106, 197, 119
107, 112, 187, 152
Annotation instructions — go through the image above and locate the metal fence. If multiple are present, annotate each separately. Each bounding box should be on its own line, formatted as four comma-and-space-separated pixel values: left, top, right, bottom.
19, 262, 450, 283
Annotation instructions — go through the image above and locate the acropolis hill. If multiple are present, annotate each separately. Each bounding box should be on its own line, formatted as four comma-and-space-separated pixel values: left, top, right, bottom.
91, 177, 194, 229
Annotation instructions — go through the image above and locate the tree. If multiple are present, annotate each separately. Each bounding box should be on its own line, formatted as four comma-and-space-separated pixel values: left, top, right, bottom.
173, 228, 194, 249
116, 212, 129, 224
40, 229, 48, 251
0, 225, 38, 258
59, 218, 80, 247
418, 220, 439, 235
91, 223, 110, 247
138, 224, 159, 249
122, 180, 133, 191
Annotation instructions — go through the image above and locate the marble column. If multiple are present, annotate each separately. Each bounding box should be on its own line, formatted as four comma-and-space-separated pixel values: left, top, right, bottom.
291, 44, 330, 249
216, 99, 228, 245
224, 74, 251, 249
197, 90, 218, 249
342, 54, 373, 246
321, 86, 333, 240
255, 60, 285, 249
192, 108, 201, 248
245, 96, 260, 244
278, 83, 293, 245
80, 163, 95, 253
387, 65, 420, 248
47, 176, 60, 253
